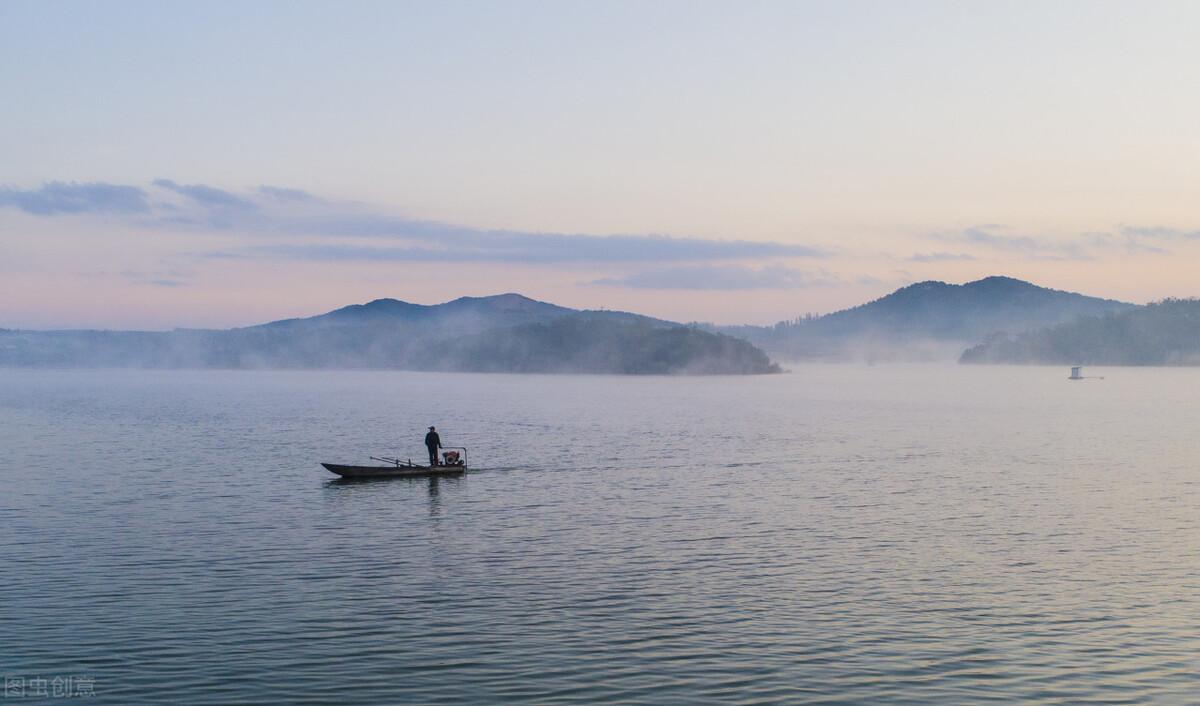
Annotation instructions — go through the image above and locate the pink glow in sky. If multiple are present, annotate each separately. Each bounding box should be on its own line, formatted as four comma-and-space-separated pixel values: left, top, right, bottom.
3, 2, 1200, 329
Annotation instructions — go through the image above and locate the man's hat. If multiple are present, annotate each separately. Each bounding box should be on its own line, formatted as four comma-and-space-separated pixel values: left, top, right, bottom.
429, 426, 435, 430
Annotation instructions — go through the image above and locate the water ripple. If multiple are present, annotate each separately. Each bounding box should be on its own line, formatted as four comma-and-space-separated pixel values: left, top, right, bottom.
4, 367, 1200, 703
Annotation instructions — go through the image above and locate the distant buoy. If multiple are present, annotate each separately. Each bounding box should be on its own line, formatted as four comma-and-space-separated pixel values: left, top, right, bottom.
1068, 365, 1103, 381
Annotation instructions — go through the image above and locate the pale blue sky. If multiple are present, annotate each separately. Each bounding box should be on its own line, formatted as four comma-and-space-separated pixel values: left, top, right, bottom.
3, 1, 1200, 328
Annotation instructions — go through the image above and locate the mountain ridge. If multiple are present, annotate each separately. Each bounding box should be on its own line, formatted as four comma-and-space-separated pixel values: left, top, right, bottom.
250, 293, 576, 330
0, 278, 1144, 370
716, 276, 1133, 362
0, 293, 777, 374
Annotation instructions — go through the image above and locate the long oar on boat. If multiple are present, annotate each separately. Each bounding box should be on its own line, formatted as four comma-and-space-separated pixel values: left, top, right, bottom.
370, 456, 416, 467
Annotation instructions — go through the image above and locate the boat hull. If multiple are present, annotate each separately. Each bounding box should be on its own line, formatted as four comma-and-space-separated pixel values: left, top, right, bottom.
321, 463, 466, 479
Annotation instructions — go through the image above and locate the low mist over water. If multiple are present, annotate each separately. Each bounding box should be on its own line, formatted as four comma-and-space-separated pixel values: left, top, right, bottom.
4, 366, 1199, 703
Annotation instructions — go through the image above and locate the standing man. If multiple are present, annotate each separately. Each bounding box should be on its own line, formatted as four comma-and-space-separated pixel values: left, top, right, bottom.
424, 426, 442, 467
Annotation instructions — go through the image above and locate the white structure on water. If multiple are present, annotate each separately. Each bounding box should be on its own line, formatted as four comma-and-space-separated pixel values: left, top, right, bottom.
1069, 366, 1083, 380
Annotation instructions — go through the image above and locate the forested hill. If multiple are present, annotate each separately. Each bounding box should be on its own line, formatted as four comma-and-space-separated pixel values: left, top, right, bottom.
0, 294, 779, 375
420, 316, 779, 374
960, 299, 1200, 365
720, 276, 1132, 362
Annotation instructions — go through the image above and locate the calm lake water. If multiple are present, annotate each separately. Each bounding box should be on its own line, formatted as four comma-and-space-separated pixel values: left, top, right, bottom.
3, 366, 1200, 704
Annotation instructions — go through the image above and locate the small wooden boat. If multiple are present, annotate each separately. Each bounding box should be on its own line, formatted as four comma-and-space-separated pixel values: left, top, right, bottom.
322, 462, 465, 479
322, 448, 468, 479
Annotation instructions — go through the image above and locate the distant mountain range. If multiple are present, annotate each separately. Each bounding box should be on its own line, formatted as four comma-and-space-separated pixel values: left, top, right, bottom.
961, 298, 1200, 365
0, 294, 779, 375
4, 276, 1182, 371
716, 276, 1133, 362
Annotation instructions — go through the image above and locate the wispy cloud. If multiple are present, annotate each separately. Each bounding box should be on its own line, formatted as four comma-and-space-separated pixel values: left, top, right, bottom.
256, 185, 319, 203
929, 224, 1182, 261
224, 212, 826, 262
0, 181, 150, 215
1119, 225, 1200, 241
2, 178, 826, 265
119, 269, 193, 288
589, 265, 838, 290
909, 252, 976, 263
152, 179, 257, 210
148, 179, 261, 229
219, 236, 821, 264
931, 226, 1093, 261
1084, 231, 1170, 255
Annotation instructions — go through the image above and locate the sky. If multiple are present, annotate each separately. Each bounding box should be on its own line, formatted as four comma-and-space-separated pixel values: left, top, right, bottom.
3, 0, 1200, 329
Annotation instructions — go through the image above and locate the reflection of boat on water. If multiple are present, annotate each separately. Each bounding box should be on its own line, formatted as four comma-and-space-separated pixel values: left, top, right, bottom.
322, 448, 468, 479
